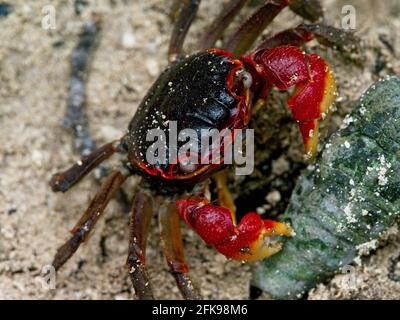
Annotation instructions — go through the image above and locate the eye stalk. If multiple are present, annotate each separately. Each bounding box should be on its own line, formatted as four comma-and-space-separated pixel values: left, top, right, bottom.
179, 158, 198, 174
178, 152, 199, 174
236, 69, 253, 89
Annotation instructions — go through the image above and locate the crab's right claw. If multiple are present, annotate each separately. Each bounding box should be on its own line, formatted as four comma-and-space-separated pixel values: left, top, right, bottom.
176, 199, 293, 262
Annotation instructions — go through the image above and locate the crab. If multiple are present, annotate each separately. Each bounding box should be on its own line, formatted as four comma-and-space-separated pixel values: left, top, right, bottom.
50, 0, 358, 299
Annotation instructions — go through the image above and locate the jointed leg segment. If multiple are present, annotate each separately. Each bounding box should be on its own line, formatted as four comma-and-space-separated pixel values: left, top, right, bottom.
225, 0, 289, 56
159, 200, 202, 300
257, 23, 362, 59
198, 0, 249, 50
127, 191, 154, 300
52, 169, 128, 271
50, 140, 124, 192
214, 170, 236, 221
168, 0, 202, 62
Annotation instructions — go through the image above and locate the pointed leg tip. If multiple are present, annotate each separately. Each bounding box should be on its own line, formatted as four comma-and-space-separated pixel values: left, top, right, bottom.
51, 233, 83, 272
49, 173, 65, 192
51, 253, 67, 272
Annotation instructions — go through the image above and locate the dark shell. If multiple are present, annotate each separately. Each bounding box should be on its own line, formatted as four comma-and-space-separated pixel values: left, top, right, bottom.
125, 51, 237, 179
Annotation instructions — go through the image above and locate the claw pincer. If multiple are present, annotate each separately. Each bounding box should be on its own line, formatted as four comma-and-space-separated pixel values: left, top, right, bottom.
176, 199, 293, 262
244, 45, 337, 158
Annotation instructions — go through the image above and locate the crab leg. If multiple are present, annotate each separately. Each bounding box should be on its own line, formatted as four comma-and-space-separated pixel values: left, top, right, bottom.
50, 140, 124, 192
159, 200, 202, 300
168, 0, 202, 62
224, 0, 325, 57
245, 45, 336, 158
126, 191, 154, 300
169, 0, 183, 22
257, 24, 315, 49
287, 0, 323, 22
198, 0, 249, 50
52, 169, 128, 271
225, 0, 289, 56
176, 198, 293, 262
213, 170, 236, 219
257, 23, 361, 58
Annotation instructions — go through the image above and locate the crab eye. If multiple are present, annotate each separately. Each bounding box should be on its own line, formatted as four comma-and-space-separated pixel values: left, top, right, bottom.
179, 158, 198, 174
237, 70, 253, 89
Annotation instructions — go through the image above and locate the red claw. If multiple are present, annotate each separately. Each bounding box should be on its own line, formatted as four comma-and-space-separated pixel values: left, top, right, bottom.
244, 46, 337, 159
176, 198, 293, 262
288, 53, 337, 158
252, 46, 309, 90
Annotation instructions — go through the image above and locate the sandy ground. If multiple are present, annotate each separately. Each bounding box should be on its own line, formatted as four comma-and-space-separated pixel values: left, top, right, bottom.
0, 0, 399, 300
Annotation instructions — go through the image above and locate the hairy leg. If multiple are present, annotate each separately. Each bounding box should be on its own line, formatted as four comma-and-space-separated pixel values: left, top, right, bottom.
168, 0, 202, 62
287, 0, 323, 22
222, 0, 326, 56
224, 0, 290, 56
52, 169, 128, 270
257, 23, 362, 63
213, 170, 236, 219
50, 140, 124, 192
198, 0, 249, 50
126, 190, 154, 300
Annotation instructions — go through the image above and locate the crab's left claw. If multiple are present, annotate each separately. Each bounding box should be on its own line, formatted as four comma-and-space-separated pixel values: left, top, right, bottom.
247, 46, 337, 159
288, 53, 337, 159
176, 199, 293, 262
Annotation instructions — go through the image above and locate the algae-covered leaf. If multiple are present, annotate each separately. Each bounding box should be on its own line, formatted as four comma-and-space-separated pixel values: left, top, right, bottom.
252, 76, 400, 299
